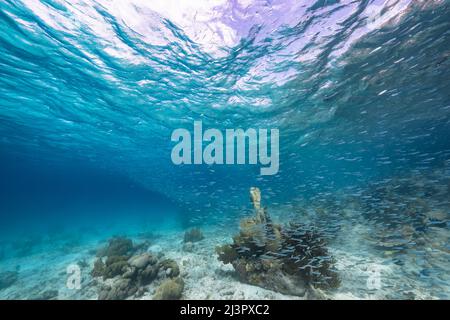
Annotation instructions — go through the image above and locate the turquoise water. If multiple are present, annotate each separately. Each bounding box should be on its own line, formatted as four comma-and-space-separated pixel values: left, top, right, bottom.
0, 0, 449, 300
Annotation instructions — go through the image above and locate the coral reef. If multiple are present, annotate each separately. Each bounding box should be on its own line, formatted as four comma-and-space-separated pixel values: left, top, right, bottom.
216, 187, 340, 296
184, 228, 204, 243
153, 277, 184, 300
91, 237, 182, 300
0, 271, 18, 290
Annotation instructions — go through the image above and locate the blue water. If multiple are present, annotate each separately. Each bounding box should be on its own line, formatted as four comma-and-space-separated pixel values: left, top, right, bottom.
0, 0, 449, 299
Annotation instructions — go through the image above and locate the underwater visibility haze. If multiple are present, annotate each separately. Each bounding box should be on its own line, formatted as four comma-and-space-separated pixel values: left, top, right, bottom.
0, 0, 449, 300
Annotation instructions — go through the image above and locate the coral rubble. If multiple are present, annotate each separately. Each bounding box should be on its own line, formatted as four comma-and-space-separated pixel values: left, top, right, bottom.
216, 187, 340, 296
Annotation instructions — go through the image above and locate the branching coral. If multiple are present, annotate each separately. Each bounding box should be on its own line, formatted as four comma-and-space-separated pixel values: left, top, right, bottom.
216, 187, 340, 296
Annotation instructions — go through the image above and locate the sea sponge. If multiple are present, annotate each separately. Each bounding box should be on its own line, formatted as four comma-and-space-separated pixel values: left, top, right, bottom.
153, 277, 184, 300
183, 228, 204, 243
250, 187, 270, 224
250, 187, 261, 210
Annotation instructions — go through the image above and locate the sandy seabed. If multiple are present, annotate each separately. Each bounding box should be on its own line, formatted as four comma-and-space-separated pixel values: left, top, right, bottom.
1, 211, 447, 300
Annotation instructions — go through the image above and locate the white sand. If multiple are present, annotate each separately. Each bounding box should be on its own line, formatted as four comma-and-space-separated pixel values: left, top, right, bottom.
0, 222, 446, 300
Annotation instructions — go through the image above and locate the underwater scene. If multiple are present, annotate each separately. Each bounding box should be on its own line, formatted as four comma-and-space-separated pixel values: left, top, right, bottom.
0, 0, 449, 300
